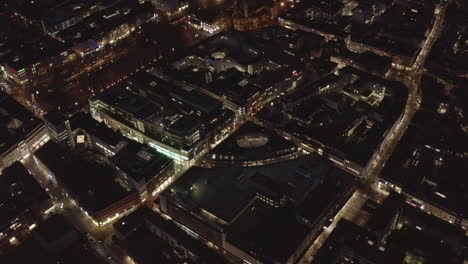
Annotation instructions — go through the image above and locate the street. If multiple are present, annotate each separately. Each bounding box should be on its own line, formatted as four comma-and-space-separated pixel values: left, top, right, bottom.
298, 190, 369, 263
361, 0, 447, 184
298, 1, 448, 262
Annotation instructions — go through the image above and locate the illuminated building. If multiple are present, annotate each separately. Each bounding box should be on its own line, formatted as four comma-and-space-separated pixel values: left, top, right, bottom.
121, 71, 236, 148
0, 92, 49, 171
55, 1, 158, 57
43, 111, 128, 157
232, 0, 280, 31
89, 86, 206, 162
205, 122, 298, 167
111, 142, 174, 200
159, 30, 304, 117
149, 0, 189, 19
186, 7, 232, 34
9, 0, 123, 35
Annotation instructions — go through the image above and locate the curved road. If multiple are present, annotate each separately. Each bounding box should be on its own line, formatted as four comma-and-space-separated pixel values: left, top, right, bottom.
299, 1, 448, 263
361, 0, 448, 185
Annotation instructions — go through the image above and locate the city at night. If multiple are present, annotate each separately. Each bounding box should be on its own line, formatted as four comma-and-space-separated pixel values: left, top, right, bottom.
0, 0, 467, 263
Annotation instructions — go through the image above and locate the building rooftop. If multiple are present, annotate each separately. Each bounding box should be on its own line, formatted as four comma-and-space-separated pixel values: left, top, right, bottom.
91, 85, 162, 122
297, 165, 354, 223
169, 166, 255, 224
194, 31, 263, 66
381, 75, 468, 218
0, 162, 49, 229
114, 207, 230, 264
157, 29, 305, 111
401, 203, 465, 250
367, 192, 405, 232
121, 226, 176, 264
0, 17, 68, 70
112, 142, 172, 183
35, 141, 134, 215
42, 110, 68, 127
257, 67, 406, 166
280, 1, 350, 39
350, 0, 436, 60
69, 112, 125, 147
92, 84, 202, 139
120, 70, 234, 137
208, 121, 296, 163
164, 153, 355, 262
0, 92, 43, 156
315, 192, 465, 264
12, 0, 117, 25
227, 199, 309, 263
56, 1, 154, 45
169, 88, 221, 115
165, 114, 200, 137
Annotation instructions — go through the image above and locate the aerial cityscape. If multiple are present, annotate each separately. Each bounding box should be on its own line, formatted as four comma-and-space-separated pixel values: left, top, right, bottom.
0, 0, 467, 263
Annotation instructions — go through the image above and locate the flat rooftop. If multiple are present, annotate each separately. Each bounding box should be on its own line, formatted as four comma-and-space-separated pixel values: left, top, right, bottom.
0, 162, 49, 229
112, 142, 172, 183
227, 199, 309, 263
56, 1, 154, 44
123, 70, 233, 135
165, 154, 355, 262
0, 92, 43, 158
91, 85, 161, 121
69, 112, 125, 147
169, 166, 255, 223
157, 29, 307, 108
114, 207, 230, 263
35, 141, 133, 215
12, 0, 117, 24
169, 88, 221, 115
92, 85, 201, 135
